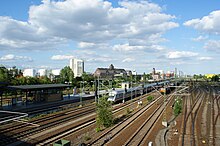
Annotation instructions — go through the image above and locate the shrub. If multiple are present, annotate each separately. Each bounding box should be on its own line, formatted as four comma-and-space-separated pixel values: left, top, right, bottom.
96, 96, 113, 132
147, 96, 153, 102
174, 98, 182, 116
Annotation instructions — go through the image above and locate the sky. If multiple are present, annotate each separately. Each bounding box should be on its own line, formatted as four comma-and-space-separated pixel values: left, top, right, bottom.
0, 0, 220, 75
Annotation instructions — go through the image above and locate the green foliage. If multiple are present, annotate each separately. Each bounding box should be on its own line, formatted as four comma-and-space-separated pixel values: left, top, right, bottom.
39, 76, 52, 84
96, 96, 113, 131
147, 95, 153, 102
82, 73, 94, 83
126, 107, 132, 115
0, 66, 9, 82
211, 75, 219, 82
174, 98, 182, 116
60, 66, 74, 83
193, 74, 205, 80
95, 127, 101, 132
0, 66, 52, 85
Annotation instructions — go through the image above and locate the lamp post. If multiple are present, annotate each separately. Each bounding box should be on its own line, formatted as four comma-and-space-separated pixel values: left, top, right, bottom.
80, 81, 82, 104
65, 81, 71, 99
90, 81, 95, 94
80, 81, 86, 105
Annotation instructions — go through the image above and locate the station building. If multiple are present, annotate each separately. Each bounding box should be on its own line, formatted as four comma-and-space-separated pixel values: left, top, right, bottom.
1, 84, 72, 107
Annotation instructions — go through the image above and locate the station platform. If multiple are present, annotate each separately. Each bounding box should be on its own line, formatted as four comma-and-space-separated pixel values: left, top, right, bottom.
1, 93, 95, 113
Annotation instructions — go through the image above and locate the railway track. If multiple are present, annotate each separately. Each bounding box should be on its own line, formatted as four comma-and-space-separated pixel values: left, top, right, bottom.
4, 91, 158, 146
0, 103, 96, 132
124, 95, 173, 146
34, 91, 159, 146
180, 86, 203, 146
212, 86, 220, 146
0, 104, 96, 145
89, 87, 182, 146
180, 82, 220, 146
87, 94, 164, 146
191, 89, 204, 146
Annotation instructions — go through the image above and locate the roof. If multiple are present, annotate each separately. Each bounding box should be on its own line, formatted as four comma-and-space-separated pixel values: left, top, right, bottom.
7, 84, 72, 91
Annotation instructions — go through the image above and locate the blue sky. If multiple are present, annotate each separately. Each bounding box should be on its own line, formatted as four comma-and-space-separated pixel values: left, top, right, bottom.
0, 0, 220, 75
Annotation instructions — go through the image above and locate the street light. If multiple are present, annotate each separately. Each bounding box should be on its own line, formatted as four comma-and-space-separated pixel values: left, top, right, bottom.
65, 81, 72, 99
80, 81, 82, 104
80, 81, 86, 105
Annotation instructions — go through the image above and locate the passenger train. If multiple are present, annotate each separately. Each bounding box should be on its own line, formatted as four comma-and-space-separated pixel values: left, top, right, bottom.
108, 80, 171, 102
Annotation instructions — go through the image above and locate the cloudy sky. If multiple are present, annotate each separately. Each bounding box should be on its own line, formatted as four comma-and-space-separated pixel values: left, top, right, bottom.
0, 0, 220, 74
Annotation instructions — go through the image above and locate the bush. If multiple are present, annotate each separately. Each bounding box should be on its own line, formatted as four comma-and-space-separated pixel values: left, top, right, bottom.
147, 96, 153, 102
174, 98, 182, 116
96, 96, 113, 131
126, 107, 132, 115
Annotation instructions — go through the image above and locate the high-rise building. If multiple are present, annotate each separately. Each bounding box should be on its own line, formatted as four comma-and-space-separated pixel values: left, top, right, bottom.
52, 69, 61, 76
70, 58, 84, 77
23, 69, 36, 77
37, 69, 47, 77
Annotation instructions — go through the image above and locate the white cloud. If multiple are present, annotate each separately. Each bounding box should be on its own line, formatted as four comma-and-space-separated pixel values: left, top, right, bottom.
0, 54, 33, 61
0, 0, 180, 73
86, 57, 112, 62
113, 43, 165, 52
51, 55, 74, 60
0, 16, 66, 50
78, 42, 96, 48
203, 40, 220, 53
191, 35, 208, 42
166, 51, 198, 59
184, 10, 220, 34
113, 43, 143, 52
122, 57, 135, 62
170, 61, 199, 65
198, 57, 213, 61
0, 0, 178, 51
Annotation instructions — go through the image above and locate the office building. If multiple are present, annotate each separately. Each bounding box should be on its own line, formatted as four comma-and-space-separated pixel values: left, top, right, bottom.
37, 69, 47, 77
70, 58, 84, 77
23, 69, 36, 77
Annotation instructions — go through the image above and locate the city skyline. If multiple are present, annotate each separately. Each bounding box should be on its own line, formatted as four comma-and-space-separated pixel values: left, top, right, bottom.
0, 0, 220, 75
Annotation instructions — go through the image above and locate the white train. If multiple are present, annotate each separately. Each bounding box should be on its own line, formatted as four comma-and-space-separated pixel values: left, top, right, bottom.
108, 81, 170, 102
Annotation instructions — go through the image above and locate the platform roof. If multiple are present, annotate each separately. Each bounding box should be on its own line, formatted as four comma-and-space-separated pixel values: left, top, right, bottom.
7, 84, 72, 91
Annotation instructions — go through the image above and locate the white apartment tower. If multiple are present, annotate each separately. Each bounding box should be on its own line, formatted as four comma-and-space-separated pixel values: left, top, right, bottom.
23, 69, 36, 77
70, 58, 84, 77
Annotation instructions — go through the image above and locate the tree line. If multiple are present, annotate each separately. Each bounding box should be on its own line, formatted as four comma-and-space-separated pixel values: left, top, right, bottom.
0, 66, 95, 87
193, 74, 220, 82
0, 65, 154, 89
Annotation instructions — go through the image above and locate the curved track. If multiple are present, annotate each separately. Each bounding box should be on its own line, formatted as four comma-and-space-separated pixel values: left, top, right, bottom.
88, 94, 164, 146
181, 86, 204, 146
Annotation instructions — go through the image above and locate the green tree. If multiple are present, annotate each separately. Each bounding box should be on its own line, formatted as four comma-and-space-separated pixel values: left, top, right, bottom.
0, 66, 9, 82
174, 98, 182, 116
193, 74, 199, 79
82, 72, 95, 87
39, 76, 52, 84
146, 73, 152, 80
26, 77, 39, 85
17, 76, 27, 85
211, 75, 219, 82
60, 66, 74, 83
96, 96, 113, 132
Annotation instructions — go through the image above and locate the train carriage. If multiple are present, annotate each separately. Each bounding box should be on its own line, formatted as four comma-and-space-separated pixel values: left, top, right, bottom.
108, 81, 171, 102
